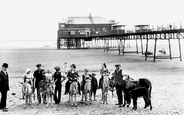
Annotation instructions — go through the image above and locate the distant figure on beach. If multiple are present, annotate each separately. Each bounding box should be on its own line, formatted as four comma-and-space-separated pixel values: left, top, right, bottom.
99, 63, 109, 100
64, 64, 81, 95
53, 66, 66, 104
33, 64, 46, 104
0, 63, 9, 112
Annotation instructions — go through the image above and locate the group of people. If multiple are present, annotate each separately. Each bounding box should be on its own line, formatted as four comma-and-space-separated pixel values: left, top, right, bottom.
0, 62, 130, 112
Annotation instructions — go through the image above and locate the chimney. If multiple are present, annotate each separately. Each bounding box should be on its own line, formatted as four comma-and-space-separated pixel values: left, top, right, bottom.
89, 13, 91, 17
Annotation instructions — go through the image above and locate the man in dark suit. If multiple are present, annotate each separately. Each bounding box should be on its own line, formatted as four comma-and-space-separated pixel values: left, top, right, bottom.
53, 66, 66, 104
33, 64, 46, 104
111, 64, 129, 107
0, 63, 9, 112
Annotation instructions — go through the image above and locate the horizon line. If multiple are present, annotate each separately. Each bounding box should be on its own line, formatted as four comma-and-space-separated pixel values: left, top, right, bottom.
0, 39, 56, 42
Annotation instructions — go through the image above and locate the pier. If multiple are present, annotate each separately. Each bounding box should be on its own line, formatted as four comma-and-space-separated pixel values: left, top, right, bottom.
57, 15, 184, 62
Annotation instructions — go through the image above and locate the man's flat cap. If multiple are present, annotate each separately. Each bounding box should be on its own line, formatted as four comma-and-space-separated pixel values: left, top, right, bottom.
115, 64, 121, 67
55, 66, 60, 70
36, 64, 42, 67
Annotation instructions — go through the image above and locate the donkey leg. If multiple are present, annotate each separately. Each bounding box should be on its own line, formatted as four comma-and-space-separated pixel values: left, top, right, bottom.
71, 95, 73, 107
74, 94, 77, 107
46, 95, 49, 108
101, 89, 103, 101
106, 90, 108, 104
81, 92, 84, 102
30, 95, 33, 108
24, 96, 27, 109
51, 95, 53, 107
90, 91, 92, 104
85, 92, 87, 105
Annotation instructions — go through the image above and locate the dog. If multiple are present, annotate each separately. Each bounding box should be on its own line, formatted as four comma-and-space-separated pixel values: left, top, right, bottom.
127, 87, 152, 110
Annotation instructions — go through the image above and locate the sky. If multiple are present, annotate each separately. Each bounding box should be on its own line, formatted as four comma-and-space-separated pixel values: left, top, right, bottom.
0, 0, 184, 42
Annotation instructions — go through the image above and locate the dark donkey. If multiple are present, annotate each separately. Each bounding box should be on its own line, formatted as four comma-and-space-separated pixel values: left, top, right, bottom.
125, 77, 152, 109
109, 76, 152, 107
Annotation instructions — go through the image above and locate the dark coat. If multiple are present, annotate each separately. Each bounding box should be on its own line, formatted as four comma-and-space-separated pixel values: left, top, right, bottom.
91, 77, 98, 91
33, 69, 45, 88
0, 70, 10, 91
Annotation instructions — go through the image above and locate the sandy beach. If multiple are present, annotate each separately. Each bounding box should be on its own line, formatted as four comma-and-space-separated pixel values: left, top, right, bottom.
0, 46, 184, 115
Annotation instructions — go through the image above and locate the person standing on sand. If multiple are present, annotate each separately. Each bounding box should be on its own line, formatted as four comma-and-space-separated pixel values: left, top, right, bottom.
53, 66, 66, 104
111, 64, 129, 107
33, 64, 46, 104
0, 63, 10, 112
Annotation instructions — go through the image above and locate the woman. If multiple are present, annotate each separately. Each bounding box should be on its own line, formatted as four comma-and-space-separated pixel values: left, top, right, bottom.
99, 63, 109, 99
64, 64, 81, 95
23, 68, 34, 87
22, 68, 34, 100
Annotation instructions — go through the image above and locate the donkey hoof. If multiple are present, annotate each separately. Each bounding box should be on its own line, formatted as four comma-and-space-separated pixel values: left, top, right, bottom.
90, 103, 92, 105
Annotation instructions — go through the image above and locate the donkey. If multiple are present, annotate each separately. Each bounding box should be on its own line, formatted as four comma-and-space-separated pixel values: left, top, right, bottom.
109, 78, 116, 98
83, 74, 92, 105
124, 76, 152, 108
69, 81, 78, 107
127, 87, 152, 110
22, 81, 34, 109
45, 81, 55, 107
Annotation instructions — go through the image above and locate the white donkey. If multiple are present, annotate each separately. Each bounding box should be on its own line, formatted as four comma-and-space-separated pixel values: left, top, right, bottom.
69, 81, 78, 107
22, 80, 34, 108
102, 72, 110, 104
